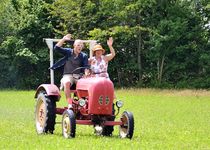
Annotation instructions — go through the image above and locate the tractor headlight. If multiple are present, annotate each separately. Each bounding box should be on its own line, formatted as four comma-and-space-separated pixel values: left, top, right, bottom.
78, 99, 86, 107
116, 100, 123, 108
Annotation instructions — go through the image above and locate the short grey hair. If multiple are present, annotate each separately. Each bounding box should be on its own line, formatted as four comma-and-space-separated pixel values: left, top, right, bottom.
74, 39, 83, 45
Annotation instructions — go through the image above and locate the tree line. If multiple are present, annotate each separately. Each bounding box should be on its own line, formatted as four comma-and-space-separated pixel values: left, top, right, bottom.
0, 0, 209, 89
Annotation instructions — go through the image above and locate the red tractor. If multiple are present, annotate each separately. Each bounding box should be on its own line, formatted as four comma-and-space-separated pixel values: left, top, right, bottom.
34, 39, 134, 139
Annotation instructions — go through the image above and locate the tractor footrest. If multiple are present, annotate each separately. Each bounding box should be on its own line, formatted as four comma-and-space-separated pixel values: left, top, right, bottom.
104, 121, 123, 126
76, 120, 123, 126
76, 120, 93, 125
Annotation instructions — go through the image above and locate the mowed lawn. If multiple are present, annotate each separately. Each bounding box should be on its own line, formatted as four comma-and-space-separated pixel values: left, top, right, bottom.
0, 89, 209, 149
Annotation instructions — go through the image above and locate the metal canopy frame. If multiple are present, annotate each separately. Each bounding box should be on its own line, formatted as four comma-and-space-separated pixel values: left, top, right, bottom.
44, 38, 97, 84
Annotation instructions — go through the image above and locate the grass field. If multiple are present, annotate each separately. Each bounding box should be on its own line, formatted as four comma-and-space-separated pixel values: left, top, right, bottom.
0, 89, 210, 149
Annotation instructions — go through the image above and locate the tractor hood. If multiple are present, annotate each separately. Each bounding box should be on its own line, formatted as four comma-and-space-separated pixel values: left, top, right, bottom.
76, 77, 114, 115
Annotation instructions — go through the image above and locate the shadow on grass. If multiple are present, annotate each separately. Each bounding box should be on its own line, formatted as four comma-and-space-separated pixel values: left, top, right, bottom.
50, 131, 129, 140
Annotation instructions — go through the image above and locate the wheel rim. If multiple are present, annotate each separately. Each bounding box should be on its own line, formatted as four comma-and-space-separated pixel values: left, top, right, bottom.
63, 114, 71, 138
119, 114, 129, 138
36, 99, 46, 132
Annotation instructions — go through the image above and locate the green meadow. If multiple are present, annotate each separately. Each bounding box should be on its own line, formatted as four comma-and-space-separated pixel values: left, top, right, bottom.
0, 89, 209, 150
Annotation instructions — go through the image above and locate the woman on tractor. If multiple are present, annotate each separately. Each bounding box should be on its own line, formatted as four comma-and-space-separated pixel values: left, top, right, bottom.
89, 37, 116, 78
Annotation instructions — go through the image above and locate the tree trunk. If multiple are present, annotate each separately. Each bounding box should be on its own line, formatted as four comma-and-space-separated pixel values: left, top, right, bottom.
137, 29, 142, 84
157, 59, 160, 81
159, 55, 165, 83
157, 55, 165, 83
117, 68, 122, 87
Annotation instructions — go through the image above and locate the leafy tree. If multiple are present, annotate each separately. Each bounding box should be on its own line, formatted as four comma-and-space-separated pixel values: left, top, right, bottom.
0, 0, 53, 89
0, 0, 209, 89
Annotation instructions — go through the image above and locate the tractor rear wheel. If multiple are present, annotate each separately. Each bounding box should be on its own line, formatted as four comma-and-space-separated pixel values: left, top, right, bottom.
62, 109, 76, 138
35, 91, 56, 134
119, 111, 134, 139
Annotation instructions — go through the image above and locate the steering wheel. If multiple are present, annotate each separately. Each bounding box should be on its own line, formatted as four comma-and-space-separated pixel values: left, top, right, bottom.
71, 66, 91, 79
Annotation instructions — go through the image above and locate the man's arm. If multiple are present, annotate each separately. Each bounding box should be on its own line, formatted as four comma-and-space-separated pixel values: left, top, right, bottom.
56, 34, 72, 47
82, 54, 91, 76
54, 34, 73, 55
82, 54, 89, 68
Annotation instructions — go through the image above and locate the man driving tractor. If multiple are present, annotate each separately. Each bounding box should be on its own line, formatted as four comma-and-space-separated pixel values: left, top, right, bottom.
50, 34, 89, 109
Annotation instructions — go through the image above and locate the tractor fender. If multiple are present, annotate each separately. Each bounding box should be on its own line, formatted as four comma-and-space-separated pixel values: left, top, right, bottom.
35, 84, 61, 100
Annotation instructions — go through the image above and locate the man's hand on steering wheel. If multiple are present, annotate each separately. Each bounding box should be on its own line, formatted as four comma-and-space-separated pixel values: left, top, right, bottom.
71, 66, 91, 78
84, 68, 92, 77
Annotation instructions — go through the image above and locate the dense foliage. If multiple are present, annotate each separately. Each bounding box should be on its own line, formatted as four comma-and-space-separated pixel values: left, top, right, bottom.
0, 0, 209, 89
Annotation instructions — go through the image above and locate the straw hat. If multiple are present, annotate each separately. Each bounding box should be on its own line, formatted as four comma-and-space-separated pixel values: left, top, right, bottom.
92, 44, 105, 54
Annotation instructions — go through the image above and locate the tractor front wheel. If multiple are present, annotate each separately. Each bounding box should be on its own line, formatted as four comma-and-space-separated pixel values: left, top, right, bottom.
119, 111, 134, 139
101, 104, 115, 136
62, 109, 76, 138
